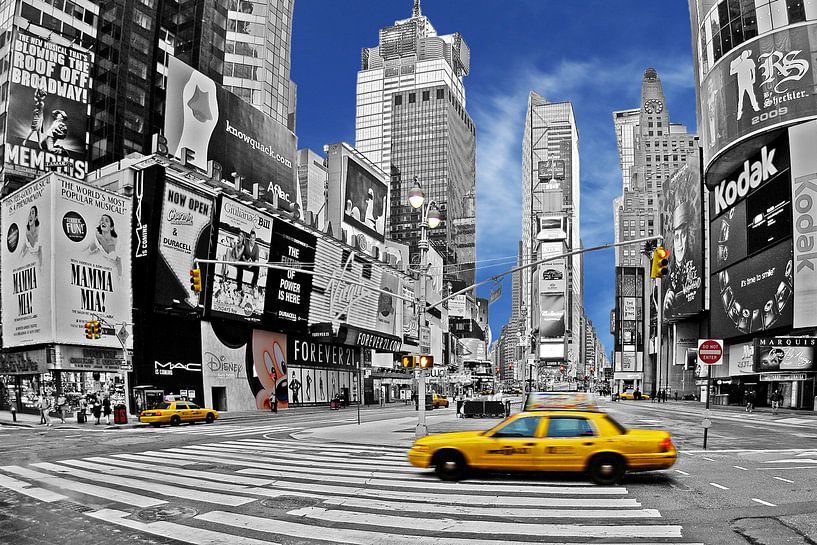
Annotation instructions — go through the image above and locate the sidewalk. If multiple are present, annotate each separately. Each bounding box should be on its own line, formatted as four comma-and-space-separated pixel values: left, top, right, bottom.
612, 398, 817, 417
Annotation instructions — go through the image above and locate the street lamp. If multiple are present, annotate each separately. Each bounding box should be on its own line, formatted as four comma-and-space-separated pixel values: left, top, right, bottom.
409, 176, 440, 438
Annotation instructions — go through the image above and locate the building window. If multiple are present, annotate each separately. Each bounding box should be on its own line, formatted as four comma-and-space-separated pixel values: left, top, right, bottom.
422, 90, 429, 101
409, 93, 415, 103
394, 94, 402, 106
436, 88, 444, 99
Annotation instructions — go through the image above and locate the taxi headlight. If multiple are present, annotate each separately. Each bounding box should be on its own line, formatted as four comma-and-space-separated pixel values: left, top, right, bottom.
411, 445, 430, 452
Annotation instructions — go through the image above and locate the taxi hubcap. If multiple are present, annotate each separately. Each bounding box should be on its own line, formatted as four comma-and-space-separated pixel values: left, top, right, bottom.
599, 463, 614, 476
444, 461, 458, 471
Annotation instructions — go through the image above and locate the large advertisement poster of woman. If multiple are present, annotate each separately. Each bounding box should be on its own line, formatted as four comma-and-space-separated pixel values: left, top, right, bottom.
343, 157, 387, 241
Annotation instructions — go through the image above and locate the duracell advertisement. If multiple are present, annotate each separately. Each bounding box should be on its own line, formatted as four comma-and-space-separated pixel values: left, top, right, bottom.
264, 220, 316, 326
710, 133, 792, 274
710, 242, 794, 339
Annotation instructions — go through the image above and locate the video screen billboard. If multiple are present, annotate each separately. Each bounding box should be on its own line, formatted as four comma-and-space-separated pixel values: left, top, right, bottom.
343, 157, 387, 242
154, 180, 214, 311
710, 242, 793, 339
164, 56, 298, 207
3, 30, 91, 181
209, 197, 272, 322
746, 177, 792, 255
661, 154, 704, 320
753, 337, 815, 373
264, 220, 316, 326
700, 23, 817, 168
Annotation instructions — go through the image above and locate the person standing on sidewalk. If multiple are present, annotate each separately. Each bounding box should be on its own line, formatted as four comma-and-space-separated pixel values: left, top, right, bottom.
745, 389, 755, 413
37, 394, 46, 424
42, 395, 53, 427
56, 393, 67, 424
92, 397, 102, 425
102, 396, 112, 424
770, 389, 782, 415
269, 389, 277, 413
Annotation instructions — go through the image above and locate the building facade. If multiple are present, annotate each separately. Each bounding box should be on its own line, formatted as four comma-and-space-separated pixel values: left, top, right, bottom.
687, 0, 817, 409
354, 1, 476, 288
520, 92, 583, 380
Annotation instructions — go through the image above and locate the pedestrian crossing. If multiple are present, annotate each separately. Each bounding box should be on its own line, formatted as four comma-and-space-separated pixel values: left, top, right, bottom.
132, 422, 303, 438
0, 437, 702, 544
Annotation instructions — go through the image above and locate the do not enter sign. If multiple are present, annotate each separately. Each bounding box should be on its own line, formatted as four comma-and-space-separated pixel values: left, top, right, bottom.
698, 339, 724, 365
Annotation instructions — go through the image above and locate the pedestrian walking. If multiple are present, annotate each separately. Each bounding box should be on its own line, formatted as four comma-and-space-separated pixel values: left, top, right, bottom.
92, 397, 102, 424
269, 389, 277, 413
770, 389, 782, 415
56, 393, 67, 423
37, 394, 46, 424
102, 396, 112, 424
745, 389, 755, 413
662, 389, 668, 403
42, 395, 52, 427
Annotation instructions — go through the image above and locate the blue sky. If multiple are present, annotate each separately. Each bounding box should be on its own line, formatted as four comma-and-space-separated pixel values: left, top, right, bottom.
291, 0, 698, 358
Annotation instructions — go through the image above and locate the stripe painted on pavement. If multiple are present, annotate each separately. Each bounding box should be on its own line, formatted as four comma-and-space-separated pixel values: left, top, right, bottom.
321, 496, 659, 518
674, 470, 690, 476
178, 445, 408, 467
0, 473, 68, 502
109, 453, 197, 466
751, 498, 776, 507
733, 466, 748, 471
0, 466, 165, 508
198, 510, 700, 545
709, 483, 729, 490
81, 456, 274, 486
87, 509, 278, 545
29, 461, 254, 506
232, 438, 406, 454
773, 476, 794, 483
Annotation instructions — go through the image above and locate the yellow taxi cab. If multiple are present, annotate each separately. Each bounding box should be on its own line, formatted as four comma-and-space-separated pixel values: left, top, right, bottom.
432, 393, 449, 408
139, 401, 219, 427
619, 389, 650, 400
408, 392, 676, 484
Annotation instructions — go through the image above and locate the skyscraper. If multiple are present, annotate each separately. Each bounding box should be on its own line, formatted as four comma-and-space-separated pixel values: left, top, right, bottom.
355, 0, 476, 288
89, 0, 297, 172
520, 92, 582, 376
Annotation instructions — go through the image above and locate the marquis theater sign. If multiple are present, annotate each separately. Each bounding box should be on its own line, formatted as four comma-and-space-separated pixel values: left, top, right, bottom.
753, 336, 815, 372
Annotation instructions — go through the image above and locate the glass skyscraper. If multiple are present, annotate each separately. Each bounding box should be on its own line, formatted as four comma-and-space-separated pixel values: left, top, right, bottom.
355, 0, 476, 288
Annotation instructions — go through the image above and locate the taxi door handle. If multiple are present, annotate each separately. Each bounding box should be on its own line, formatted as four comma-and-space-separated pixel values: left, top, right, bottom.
582, 442, 594, 446
525, 442, 536, 446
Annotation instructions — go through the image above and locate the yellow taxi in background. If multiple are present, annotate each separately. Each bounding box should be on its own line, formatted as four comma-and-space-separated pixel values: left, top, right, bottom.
139, 401, 219, 427
408, 392, 675, 484
619, 389, 650, 400
432, 393, 449, 408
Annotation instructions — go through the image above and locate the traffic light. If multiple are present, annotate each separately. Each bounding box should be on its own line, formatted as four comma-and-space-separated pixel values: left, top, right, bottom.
84, 321, 94, 339
91, 320, 101, 339
650, 246, 670, 279
402, 355, 416, 368
189, 268, 202, 293
419, 355, 434, 369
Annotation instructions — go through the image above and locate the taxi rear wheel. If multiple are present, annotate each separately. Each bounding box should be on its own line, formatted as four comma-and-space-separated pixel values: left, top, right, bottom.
434, 450, 467, 481
588, 454, 625, 485
170, 415, 181, 427
205, 413, 215, 424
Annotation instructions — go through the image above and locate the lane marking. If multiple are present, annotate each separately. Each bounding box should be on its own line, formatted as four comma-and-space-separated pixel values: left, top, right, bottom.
773, 476, 794, 483
758, 466, 817, 471
674, 469, 690, 475
751, 498, 776, 507
702, 457, 716, 462
709, 482, 729, 490
685, 448, 817, 454
733, 466, 749, 471
0, 473, 68, 502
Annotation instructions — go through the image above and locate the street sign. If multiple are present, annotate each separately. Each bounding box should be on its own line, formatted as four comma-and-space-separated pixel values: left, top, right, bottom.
697, 339, 724, 365
116, 325, 130, 346
701, 418, 712, 429
120, 362, 133, 372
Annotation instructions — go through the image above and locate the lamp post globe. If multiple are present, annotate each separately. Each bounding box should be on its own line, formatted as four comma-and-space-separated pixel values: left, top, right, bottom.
427, 204, 441, 229
408, 177, 425, 209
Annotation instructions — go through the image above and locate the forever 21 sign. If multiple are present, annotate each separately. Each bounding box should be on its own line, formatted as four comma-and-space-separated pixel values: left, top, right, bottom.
264, 220, 317, 324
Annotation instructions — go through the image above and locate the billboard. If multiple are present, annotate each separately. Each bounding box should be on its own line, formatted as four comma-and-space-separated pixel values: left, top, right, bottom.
789, 120, 817, 328
539, 294, 566, 337
3, 30, 91, 180
711, 242, 793, 339
264, 220, 316, 326
164, 56, 298, 206
753, 336, 815, 373
661, 154, 704, 320
1, 174, 131, 348
537, 215, 567, 241
154, 180, 214, 310
343, 156, 387, 242
209, 197, 272, 322
700, 23, 817, 168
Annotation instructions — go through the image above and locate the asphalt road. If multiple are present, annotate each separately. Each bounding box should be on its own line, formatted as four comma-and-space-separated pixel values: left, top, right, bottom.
0, 400, 815, 544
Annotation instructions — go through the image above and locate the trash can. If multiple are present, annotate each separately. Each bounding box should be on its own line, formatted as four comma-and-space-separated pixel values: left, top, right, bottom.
76, 410, 86, 424
113, 404, 127, 424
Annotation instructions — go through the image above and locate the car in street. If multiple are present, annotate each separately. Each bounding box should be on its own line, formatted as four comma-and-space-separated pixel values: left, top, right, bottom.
619, 389, 650, 400
432, 393, 449, 408
408, 392, 676, 484
139, 401, 219, 427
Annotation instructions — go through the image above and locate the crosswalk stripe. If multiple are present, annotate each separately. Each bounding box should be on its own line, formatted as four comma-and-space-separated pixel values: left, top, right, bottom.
227, 440, 407, 460
110, 453, 197, 466
288, 507, 683, 538
0, 472, 69, 503
233, 438, 407, 453
198, 510, 700, 545
171, 445, 410, 468
145, 424, 300, 436
88, 508, 279, 545
82, 456, 275, 486
0, 465, 166, 508
29, 461, 255, 506
321, 496, 660, 518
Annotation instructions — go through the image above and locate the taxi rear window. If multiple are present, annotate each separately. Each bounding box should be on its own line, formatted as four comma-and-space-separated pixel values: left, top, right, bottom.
152, 402, 172, 409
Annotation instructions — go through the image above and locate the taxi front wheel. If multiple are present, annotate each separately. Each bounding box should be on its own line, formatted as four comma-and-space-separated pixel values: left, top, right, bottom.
588, 454, 625, 485
205, 413, 215, 424
434, 451, 466, 481
170, 415, 181, 427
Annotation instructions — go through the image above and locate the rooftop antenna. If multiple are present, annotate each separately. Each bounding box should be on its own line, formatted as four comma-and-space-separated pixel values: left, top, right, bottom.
413, 0, 421, 17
